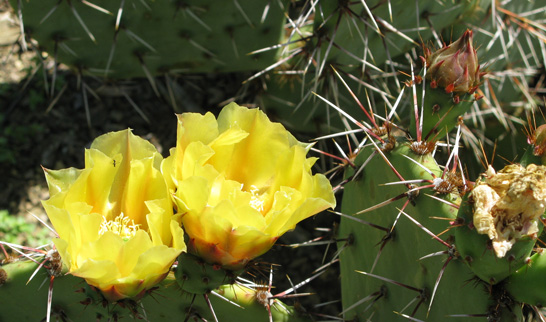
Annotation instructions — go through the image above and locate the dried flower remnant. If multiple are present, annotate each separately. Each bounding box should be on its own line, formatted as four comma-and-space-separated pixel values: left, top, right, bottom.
471, 164, 546, 258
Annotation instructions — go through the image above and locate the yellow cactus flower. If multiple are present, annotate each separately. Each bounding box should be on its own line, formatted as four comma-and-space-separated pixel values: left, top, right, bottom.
162, 103, 336, 270
42, 130, 186, 301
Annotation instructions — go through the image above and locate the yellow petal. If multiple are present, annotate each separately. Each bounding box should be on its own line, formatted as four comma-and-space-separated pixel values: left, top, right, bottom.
77, 212, 103, 247
72, 232, 123, 280
161, 150, 177, 192
208, 126, 249, 173
181, 142, 215, 179
130, 245, 181, 277
42, 129, 185, 301
119, 156, 170, 231
42, 202, 72, 245
170, 215, 186, 251
91, 129, 160, 168
163, 103, 336, 269
146, 200, 174, 247
118, 230, 153, 276
82, 148, 120, 216
52, 238, 70, 269
184, 202, 233, 244
217, 103, 299, 187
175, 176, 211, 213
43, 167, 82, 196
176, 112, 220, 147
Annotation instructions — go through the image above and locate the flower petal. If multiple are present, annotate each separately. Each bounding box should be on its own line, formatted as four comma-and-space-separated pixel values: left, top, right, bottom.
42, 129, 185, 301
163, 103, 336, 269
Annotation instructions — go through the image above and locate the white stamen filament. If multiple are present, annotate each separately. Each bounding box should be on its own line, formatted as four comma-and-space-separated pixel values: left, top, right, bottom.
249, 185, 265, 212
98, 213, 140, 241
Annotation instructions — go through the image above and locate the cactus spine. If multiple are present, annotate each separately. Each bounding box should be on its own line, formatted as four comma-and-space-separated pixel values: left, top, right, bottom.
9, 0, 288, 77
1, 259, 307, 321
2, 0, 546, 321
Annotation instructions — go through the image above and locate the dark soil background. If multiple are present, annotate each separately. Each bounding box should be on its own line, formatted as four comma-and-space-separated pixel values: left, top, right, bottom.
0, 2, 341, 318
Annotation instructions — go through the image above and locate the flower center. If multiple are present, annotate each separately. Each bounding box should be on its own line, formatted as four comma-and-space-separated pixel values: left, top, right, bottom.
99, 213, 140, 241
249, 185, 265, 212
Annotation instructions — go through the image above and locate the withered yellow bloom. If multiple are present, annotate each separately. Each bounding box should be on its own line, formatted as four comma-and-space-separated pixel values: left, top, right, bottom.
42, 130, 186, 301
472, 164, 546, 258
162, 103, 336, 270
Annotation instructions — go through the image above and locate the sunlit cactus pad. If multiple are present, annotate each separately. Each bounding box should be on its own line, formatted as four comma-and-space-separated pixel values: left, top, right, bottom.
0, 260, 309, 321
337, 142, 522, 321
11, 0, 288, 77
312, 0, 482, 70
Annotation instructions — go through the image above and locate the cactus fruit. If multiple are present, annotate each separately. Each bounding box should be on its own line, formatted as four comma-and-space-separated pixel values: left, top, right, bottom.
424, 30, 481, 95
9, 0, 288, 78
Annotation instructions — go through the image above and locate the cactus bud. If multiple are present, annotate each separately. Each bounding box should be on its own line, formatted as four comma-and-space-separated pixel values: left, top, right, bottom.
424, 29, 482, 94
531, 124, 546, 157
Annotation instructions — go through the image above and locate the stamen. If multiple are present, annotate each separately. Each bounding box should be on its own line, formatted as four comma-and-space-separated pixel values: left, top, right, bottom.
249, 185, 265, 212
99, 213, 140, 241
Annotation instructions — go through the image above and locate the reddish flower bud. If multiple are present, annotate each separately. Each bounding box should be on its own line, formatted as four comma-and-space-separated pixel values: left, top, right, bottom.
424, 30, 483, 94
532, 124, 546, 156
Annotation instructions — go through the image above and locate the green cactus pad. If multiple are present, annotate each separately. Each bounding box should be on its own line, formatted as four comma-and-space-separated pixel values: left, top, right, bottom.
338, 141, 522, 321
313, 0, 482, 70
412, 83, 476, 139
454, 194, 541, 284
504, 251, 546, 306
10, 0, 287, 77
175, 252, 241, 295
0, 259, 309, 321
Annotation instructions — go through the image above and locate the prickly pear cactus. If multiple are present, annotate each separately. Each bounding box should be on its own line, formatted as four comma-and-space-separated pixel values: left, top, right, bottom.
313, 0, 482, 70
0, 259, 307, 321
336, 23, 546, 322
3, 0, 546, 321
0, 103, 335, 321
10, 0, 288, 77
259, 0, 485, 133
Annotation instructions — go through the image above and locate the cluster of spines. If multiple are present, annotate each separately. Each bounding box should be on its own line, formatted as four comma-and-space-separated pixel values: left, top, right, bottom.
3, 0, 546, 321
0, 249, 314, 321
